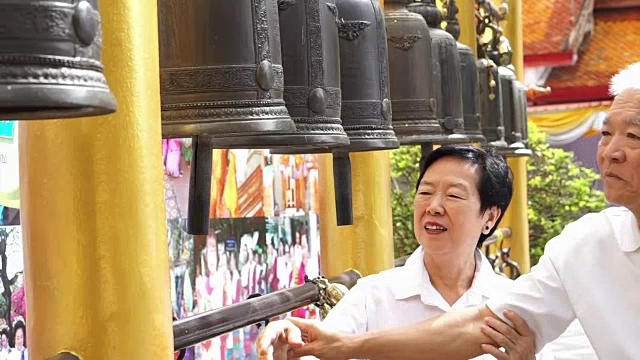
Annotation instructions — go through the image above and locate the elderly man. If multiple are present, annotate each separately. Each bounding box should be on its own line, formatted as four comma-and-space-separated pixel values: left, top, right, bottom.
257, 62, 640, 360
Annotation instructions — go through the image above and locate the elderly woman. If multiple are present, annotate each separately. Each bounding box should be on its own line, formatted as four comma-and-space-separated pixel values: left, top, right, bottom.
258, 62, 640, 360
258, 145, 553, 359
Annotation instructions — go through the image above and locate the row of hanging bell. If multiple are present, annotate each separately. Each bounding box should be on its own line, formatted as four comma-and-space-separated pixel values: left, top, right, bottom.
442, 0, 487, 144
157, 0, 400, 234
477, 42, 531, 156
0, 0, 117, 120
385, 0, 474, 171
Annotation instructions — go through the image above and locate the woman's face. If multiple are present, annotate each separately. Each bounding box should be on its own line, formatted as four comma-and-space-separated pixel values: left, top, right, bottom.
1, 334, 7, 348
14, 328, 23, 349
413, 157, 499, 257
206, 248, 217, 273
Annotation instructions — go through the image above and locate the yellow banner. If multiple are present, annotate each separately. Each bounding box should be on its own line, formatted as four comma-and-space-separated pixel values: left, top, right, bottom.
529, 105, 610, 135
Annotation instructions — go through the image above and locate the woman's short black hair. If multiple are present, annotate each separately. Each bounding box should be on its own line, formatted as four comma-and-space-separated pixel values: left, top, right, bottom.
416, 144, 513, 247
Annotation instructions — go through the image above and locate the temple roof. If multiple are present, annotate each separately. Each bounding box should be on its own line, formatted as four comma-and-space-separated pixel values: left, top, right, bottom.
523, 0, 594, 66
532, 9, 640, 104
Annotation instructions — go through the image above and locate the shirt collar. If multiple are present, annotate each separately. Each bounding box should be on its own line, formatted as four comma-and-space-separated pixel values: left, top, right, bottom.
607, 207, 640, 252
391, 247, 430, 300
390, 247, 498, 302
469, 250, 503, 299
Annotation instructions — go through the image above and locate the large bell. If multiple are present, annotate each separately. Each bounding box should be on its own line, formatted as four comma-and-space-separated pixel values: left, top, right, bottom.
158, 0, 296, 142
335, 0, 399, 152
267, 0, 349, 152
443, 0, 486, 143
0, 0, 117, 120
408, 0, 467, 144
477, 59, 508, 149
274, 0, 354, 226
385, 0, 442, 145
158, 0, 297, 235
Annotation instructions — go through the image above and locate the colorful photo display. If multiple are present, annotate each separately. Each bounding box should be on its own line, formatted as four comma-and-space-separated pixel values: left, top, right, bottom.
165, 143, 322, 360
0, 226, 28, 360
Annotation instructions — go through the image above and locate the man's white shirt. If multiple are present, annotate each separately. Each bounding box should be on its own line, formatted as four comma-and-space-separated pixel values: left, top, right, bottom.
488, 206, 640, 359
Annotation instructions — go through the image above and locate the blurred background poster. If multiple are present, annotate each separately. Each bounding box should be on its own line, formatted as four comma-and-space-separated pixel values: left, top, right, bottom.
164, 142, 322, 360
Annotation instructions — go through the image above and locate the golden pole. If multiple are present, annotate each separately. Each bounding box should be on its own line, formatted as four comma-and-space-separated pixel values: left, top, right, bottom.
320, 0, 395, 278
319, 151, 395, 278
319, 154, 356, 276
505, 157, 530, 273
18, 0, 173, 358
503, 0, 524, 80
501, 0, 530, 273
457, 0, 478, 57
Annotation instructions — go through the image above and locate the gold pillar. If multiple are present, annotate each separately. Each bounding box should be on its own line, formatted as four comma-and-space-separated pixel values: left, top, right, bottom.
319, 151, 395, 278
18, 0, 173, 358
457, 0, 478, 57
503, 0, 524, 81
319, 0, 395, 277
505, 157, 530, 273
501, 0, 530, 273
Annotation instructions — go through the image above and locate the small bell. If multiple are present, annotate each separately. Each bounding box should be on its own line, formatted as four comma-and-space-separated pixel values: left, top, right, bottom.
499, 70, 532, 158
516, 82, 531, 149
498, 66, 520, 146
477, 59, 508, 149
0, 0, 117, 120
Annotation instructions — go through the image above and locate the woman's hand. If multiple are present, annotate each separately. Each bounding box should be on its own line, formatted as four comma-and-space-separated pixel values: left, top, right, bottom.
480, 310, 536, 360
257, 318, 349, 360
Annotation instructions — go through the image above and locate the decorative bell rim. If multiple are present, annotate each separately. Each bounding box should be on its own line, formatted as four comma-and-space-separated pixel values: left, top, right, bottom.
0, 0, 117, 120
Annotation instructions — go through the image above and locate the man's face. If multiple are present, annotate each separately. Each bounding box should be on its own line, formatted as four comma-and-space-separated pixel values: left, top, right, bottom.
597, 89, 640, 214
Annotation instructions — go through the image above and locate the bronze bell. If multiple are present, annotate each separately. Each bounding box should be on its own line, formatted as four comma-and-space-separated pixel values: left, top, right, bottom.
477, 59, 508, 149
158, 0, 297, 235
497, 66, 530, 157
498, 66, 520, 146
157, 0, 296, 142
443, 0, 486, 144
408, 0, 467, 144
385, 0, 442, 145
335, 0, 399, 152
0, 0, 117, 120
502, 78, 532, 157
268, 0, 350, 152
274, 0, 354, 226
515, 82, 530, 148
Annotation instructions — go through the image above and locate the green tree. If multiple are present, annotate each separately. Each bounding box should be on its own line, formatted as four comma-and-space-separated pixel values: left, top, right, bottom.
390, 145, 421, 258
526, 123, 607, 264
389, 123, 608, 265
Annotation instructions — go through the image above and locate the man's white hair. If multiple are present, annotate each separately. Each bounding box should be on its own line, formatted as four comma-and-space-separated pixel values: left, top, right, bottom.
610, 62, 640, 96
